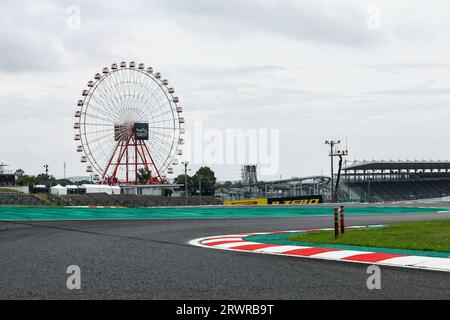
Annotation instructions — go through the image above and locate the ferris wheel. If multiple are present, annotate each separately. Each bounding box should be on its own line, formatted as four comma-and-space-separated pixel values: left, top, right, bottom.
74, 61, 184, 185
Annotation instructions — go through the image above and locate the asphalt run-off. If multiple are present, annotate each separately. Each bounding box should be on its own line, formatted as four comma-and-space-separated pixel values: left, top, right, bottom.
1, 209, 449, 299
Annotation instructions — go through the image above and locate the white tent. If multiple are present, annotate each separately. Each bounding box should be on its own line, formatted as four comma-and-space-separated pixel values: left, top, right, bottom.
111, 186, 121, 195
50, 184, 67, 195
81, 184, 120, 195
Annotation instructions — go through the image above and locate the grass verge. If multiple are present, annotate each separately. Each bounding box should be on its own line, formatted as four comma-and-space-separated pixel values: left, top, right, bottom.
287, 220, 450, 253
0, 188, 24, 194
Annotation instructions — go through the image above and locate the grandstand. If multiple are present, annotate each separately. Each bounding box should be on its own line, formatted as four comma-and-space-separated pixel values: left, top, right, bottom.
0, 163, 15, 187
340, 160, 450, 202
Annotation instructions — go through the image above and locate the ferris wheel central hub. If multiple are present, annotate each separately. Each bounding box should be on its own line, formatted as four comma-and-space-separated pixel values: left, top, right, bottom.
114, 123, 148, 141
74, 61, 184, 185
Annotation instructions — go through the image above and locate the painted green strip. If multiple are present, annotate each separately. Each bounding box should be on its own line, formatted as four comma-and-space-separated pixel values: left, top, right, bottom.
0, 205, 448, 221
244, 232, 450, 258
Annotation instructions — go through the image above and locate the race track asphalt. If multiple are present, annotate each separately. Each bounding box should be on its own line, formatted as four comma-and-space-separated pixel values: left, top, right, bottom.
0, 212, 449, 299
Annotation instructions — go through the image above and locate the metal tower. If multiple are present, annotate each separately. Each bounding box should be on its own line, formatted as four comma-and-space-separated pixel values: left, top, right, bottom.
241, 164, 258, 186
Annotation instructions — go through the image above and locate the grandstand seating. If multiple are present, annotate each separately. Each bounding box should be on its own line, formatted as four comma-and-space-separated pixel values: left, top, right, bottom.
340, 160, 450, 202
344, 180, 450, 202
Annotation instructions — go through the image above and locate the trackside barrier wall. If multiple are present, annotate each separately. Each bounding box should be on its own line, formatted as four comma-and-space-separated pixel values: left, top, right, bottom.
223, 195, 323, 205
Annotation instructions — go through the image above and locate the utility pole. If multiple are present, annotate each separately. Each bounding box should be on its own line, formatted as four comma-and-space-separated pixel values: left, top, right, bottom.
182, 161, 189, 206
324, 140, 348, 203
63, 162, 66, 180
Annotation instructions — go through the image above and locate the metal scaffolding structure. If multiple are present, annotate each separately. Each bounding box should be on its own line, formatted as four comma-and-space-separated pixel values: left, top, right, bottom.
221, 175, 331, 201
241, 164, 258, 186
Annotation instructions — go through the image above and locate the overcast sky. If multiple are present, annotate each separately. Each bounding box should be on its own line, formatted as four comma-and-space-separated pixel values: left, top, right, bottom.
1, 0, 449, 181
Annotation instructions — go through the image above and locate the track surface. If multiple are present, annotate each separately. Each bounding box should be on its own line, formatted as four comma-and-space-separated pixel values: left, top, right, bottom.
0, 212, 449, 299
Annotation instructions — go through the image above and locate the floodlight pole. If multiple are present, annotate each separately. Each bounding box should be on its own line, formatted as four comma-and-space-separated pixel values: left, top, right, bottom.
324, 141, 338, 202
330, 143, 334, 200
199, 176, 202, 206
325, 140, 349, 203
43, 164, 49, 189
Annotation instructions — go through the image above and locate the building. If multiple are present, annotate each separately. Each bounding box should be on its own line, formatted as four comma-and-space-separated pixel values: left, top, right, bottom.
0, 162, 29, 193
0, 163, 15, 186
119, 183, 183, 196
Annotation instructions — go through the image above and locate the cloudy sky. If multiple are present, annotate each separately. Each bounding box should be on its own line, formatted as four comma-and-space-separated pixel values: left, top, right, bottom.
1, 0, 449, 181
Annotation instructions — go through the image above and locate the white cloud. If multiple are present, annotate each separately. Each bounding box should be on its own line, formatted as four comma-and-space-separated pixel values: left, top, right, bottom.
0, 0, 449, 180
154, 0, 383, 47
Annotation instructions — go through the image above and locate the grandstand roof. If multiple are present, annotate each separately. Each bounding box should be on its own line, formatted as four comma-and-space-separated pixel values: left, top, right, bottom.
342, 160, 450, 171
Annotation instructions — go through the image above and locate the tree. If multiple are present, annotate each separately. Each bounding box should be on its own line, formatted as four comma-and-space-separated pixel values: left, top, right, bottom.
137, 168, 152, 184
174, 174, 193, 189
223, 181, 233, 188
56, 179, 73, 186
16, 175, 40, 186
36, 173, 56, 186
15, 169, 25, 178
162, 188, 173, 197
74, 180, 91, 186
192, 166, 216, 189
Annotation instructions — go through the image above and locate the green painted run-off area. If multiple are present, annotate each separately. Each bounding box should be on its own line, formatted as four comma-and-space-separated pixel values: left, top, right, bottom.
0, 205, 448, 221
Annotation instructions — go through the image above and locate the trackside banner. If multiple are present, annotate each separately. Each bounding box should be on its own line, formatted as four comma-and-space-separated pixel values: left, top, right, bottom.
223, 198, 268, 205
268, 195, 323, 205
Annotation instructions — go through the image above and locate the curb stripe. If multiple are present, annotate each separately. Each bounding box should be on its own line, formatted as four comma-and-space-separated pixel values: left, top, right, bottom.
311, 250, 372, 259
254, 245, 303, 253
202, 238, 243, 244
214, 242, 261, 249
283, 247, 338, 256
206, 239, 245, 246
343, 253, 404, 262
231, 243, 280, 251
189, 225, 450, 273
205, 234, 250, 240
377, 256, 429, 267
